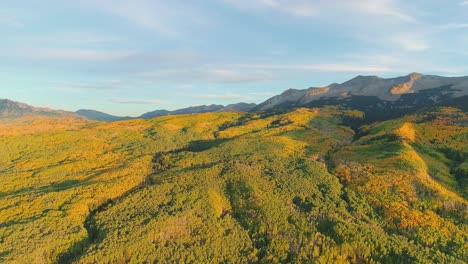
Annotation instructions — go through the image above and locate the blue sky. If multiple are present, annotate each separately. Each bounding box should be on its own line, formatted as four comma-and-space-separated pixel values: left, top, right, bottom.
1, 0, 467, 116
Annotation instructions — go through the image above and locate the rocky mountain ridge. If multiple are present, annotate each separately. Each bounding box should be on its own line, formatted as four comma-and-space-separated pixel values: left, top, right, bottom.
256, 73, 468, 111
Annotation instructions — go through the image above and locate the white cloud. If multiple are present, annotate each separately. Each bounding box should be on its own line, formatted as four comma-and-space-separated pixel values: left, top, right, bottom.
461, 1, 468, 5
344, 52, 465, 75
390, 34, 429, 51
0, 9, 22, 27
110, 99, 165, 105
202, 69, 275, 83
9, 48, 132, 61
246, 0, 317, 17
140, 62, 395, 85
81, 0, 175, 35
15, 32, 124, 45
345, 0, 415, 22
235, 63, 392, 72
224, 0, 317, 18
225, 0, 415, 21
191, 93, 250, 100
79, 0, 206, 36
190, 91, 277, 101
141, 68, 276, 83
440, 23, 468, 29
53, 82, 122, 93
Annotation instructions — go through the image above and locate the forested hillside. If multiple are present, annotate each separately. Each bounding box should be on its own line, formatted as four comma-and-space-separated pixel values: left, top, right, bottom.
0, 106, 466, 263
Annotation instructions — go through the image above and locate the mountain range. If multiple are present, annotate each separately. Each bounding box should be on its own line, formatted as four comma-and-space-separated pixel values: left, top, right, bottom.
255, 72, 468, 121
0, 99, 78, 119
138, 103, 257, 119
1, 73, 467, 122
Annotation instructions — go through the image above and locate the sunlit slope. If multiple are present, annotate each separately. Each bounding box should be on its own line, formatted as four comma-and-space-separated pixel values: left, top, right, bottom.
332, 107, 467, 261
0, 107, 466, 263
74, 107, 466, 263
0, 113, 240, 263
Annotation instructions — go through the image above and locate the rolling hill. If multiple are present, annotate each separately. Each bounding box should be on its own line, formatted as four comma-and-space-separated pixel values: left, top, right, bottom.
0, 73, 466, 263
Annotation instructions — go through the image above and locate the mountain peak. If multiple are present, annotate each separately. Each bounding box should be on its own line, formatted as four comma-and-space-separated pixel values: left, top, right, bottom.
255, 73, 468, 118
1, 99, 76, 119
407, 72, 424, 79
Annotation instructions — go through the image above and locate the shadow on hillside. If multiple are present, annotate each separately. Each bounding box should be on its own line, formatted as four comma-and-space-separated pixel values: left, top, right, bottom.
0, 179, 95, 200
0, 214, 43, 229
184, 138, 230, 152
57, 138, 232, 262
56, 202, 107, 264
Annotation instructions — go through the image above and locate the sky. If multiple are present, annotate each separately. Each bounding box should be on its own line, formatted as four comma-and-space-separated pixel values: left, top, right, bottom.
1, 0, 467, 116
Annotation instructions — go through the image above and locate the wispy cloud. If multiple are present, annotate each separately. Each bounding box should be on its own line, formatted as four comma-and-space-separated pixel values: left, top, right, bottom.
344, 52, 465, 75
82, 0, 177, 35
202, 69, 276, 83
235, 63, 392, 72
141, 68, 276, 83
53, 81, 123, 93
189, 91, 276, 101
80, 0, 207, 36
140, 63, 393, 85
15, 32, 124, 45
0, 9, 22, 27
225, 0, 415, 21
9, 48, 132, 61
345, 0, 415, 22
461, 1, 468, 6
224, 0, 317, 17
440, 23, 468, 29
390, 34, 429, 51
110, 99, 166, 105
191, 93, 250, 100
225, 0, 422, 54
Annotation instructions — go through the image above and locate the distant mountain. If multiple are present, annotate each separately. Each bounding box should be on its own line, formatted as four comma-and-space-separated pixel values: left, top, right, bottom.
139, 104, 223, 119
0, 99, 77, 119
76, 109, 132, 122
220, 103, 257, 112
0, 99, 257, 122
255, 73, 468, 121
139, 103, 256, 119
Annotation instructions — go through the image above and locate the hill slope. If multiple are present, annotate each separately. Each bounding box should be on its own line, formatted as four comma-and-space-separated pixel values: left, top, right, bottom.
0, 105, 466, 263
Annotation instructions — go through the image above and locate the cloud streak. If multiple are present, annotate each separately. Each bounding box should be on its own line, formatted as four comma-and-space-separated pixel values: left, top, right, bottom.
14, 32, 124, 45
189, 91, 277, 101
141, 68, 276, 83
440, 23, 468, 29
53, 81, 124, 93
345, 0, 415, 22
110, 99, 166, 105
191, 93, 250, 100
79, 0, 208, 37
0, 9, 22, 27
224, 0, 317, 17
235, 63, 392, 72
225, 0, 415, 22
9, 48, 132, 61
390, 34, 429, 51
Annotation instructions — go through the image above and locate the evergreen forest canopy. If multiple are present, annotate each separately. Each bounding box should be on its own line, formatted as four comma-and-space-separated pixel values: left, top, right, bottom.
0, 103, 466, 263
